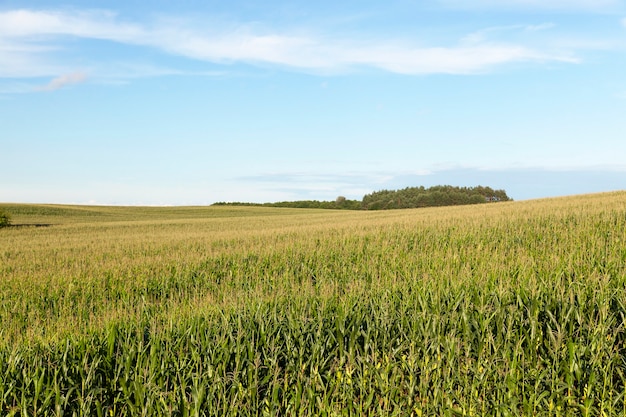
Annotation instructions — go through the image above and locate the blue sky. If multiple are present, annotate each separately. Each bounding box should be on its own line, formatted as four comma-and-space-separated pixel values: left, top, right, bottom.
1, 0, 625, 204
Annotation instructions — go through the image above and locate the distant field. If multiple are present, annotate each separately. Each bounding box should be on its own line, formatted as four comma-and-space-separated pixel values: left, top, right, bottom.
1, 193, 626, 416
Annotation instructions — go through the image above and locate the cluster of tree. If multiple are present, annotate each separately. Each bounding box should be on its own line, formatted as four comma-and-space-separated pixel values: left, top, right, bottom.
0, 209, 10, 227
214, 185, 510, 211
362, 185, 510, 210
264, 197, 362, 210
213, 196, 361, 210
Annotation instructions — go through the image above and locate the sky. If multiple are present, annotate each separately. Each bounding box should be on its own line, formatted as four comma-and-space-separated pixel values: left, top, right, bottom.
1, 0, 626, 205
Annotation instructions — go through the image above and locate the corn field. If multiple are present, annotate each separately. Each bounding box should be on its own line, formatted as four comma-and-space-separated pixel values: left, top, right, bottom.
1, 192, 626, 416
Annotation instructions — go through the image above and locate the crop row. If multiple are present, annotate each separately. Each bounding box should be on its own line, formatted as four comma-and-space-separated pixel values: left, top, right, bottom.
2, 280, 626, 416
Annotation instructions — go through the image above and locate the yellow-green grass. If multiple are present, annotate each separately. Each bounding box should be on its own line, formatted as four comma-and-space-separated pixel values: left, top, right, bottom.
1, 193, 626, 415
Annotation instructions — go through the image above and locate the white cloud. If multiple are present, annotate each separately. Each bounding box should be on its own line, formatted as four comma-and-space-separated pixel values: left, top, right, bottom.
438, 0, 620, 11
341, 43, 576, 74
525, 23, 557, 32
0, 38, 66, 77
0, 9, 581, 81
622, 17, 626, 27
462, 24, 554, 44
36, 71, 87, 91
0, 9, 144, 42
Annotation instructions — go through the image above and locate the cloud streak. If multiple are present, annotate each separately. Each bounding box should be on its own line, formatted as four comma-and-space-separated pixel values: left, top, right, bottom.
37, 72, 87, 91
0, 9, 144, 42
462, 23, 556, 44
438, 0, 620, 11
0, 8, 581, 81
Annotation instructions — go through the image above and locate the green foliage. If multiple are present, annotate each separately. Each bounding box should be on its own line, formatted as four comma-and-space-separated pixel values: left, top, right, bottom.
214, 185, 511, 211
362, 185, 511, 210
213, 198, 362, 210
267, 198, 361, 210
3, 283, 626, 415
0, 209, 10, 227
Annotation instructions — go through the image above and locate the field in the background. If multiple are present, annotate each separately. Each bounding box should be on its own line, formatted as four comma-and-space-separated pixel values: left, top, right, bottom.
1, 193, 626, 416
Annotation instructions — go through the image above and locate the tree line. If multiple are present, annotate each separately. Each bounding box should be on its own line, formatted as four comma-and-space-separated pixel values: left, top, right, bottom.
362, 185, 510, 210
213, 185, 511, 210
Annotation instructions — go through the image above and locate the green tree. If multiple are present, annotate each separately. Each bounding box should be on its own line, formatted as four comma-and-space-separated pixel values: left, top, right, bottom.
362, 185, 510, 210
0, 209, 10, 228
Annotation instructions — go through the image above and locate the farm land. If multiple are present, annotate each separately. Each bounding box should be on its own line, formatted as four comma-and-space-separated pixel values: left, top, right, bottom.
1, 192, 626, 415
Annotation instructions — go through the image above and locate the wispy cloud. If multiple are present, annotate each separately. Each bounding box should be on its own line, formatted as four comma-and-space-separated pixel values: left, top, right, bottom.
525, 23, 557, 32
461, 23, 557, 44
36, 71, 87, 91
0, 37, 66, 77
0, 8, 586, 82
438, 0, 620, 11
0, 9, 144, 41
